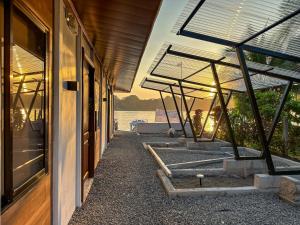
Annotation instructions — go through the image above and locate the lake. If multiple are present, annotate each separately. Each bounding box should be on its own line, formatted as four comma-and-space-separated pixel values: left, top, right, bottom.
114, 111, 214, 131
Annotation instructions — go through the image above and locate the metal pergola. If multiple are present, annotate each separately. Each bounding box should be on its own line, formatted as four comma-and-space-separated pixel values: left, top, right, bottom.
143, 0, 300, 175
141, 77, 232, 142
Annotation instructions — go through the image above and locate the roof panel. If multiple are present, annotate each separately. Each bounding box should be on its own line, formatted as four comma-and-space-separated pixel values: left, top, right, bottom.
173, 0, 300, 59
149, 44, 295, 91
141, 77, 220, 99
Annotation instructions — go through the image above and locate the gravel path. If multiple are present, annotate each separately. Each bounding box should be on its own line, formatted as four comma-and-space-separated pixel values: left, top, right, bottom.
69, 131, 300, 225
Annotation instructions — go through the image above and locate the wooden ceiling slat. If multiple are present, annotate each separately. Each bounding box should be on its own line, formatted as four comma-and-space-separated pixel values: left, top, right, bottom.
72, 0, 162, 91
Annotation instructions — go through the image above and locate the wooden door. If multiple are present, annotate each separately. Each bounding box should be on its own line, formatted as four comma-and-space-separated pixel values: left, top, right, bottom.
81, 53, 95, 200
82, 60, 90, 181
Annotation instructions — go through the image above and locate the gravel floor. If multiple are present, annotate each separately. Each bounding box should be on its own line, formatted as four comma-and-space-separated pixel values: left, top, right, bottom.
69, 131, 300, 225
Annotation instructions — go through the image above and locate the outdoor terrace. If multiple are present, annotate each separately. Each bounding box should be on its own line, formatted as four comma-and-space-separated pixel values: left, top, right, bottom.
69, 131, 300, 225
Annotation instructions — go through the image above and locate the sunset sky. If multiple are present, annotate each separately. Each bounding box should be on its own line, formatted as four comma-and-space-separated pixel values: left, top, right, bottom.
116, 0, 220, 100
116, 0, 283, 100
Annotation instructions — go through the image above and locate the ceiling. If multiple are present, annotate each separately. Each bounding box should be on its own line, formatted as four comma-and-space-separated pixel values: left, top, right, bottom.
72, 0, 162, 92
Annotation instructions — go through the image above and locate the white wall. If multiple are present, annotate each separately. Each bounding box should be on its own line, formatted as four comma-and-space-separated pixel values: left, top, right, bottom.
53, 0, 78, 224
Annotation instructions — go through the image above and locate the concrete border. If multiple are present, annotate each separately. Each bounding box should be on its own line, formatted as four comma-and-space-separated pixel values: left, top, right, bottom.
156, 169, 265, 198
167, 157, 233, 169
154, 147, 232, 155
278, 175, 300, 206
143, 141, 182, 148
143, 143, 172, 177
171, 168, 225, 177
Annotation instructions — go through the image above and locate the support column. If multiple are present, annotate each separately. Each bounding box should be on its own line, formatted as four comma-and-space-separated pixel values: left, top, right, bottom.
159, 91, 171, 129
211, 92, 232, 141
236, 47, 275, 174
210, 63, 239, 159
178, 81, 197, 142
183, 97, 196, 126
267, 81, 293, 145
170, 85, 187, 137
199, 93, 217, 138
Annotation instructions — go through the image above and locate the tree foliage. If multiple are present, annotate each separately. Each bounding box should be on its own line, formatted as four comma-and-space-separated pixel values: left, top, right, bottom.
217, 87, 300, 158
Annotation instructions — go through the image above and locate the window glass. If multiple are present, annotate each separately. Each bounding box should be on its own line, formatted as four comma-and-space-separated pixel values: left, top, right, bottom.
11, 8, 46, 190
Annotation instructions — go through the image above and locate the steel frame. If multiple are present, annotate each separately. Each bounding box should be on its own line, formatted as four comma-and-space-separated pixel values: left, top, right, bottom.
177, 0, 300, 63
173, 0, 300, 175
183, 97, 196, 126
148, 0, 300, 175
266, 81, 293, 146
211, 63, 239, 158
210, 91, 232, 141
143, 0, 300, 174
142, 78, 225, 140
236, 48, 300, 174
159, 91, 171, 129
178, 81, 197, 142
170, 85, 187, 137
199, 93, 217, 138
145, 77, 219, 95
166, 48, 300, 83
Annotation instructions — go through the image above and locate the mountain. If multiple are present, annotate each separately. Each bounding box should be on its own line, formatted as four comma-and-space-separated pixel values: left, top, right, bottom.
114, 95, 212, 111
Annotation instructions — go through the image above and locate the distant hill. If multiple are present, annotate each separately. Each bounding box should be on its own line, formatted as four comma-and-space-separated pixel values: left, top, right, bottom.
114, 95, 212, 111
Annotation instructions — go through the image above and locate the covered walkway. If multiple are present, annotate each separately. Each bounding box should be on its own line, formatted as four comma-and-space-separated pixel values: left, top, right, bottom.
69, 132, 300, 225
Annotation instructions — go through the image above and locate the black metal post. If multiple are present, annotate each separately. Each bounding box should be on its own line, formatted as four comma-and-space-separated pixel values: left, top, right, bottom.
178, 81, 198, 142
12, 74, 26, 109
211, 63, 239, 159
170, 85, 187, 137
211, 92, 232, 141
3, 0, 13, 205
199, 93, 217, 138
159, 91, 171, 129
183, 97, 196, 126
236, 47, 275, 174
27, 81, 42, 118
267, 81, 293, 145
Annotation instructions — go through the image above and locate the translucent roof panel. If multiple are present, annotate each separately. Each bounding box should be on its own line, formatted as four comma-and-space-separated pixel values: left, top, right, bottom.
140, 78, 218, 99
221, 74, 287, 92
12, 45, 45, 95
174, 0, 300, 59
149, 44, 295, 91
13, 45, 44, 74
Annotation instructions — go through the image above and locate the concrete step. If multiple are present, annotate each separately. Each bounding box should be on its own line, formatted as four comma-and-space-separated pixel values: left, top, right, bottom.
278, 176, 300, 205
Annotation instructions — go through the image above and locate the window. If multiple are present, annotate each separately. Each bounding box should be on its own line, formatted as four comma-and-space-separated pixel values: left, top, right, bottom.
1, 4, 48, 208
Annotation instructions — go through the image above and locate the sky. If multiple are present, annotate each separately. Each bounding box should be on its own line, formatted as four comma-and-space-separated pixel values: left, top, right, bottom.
116, 0, 232, 100
116, 0, 284, 100
116, 0, 187, 100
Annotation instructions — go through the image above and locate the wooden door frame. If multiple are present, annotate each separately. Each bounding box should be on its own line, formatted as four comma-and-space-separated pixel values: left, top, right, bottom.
106, 85, 110, 143
81, 48, 95, 200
